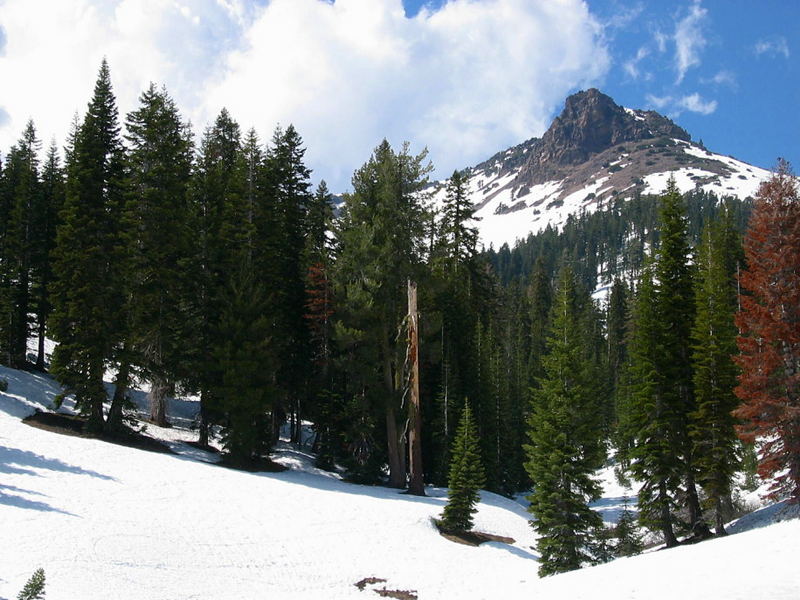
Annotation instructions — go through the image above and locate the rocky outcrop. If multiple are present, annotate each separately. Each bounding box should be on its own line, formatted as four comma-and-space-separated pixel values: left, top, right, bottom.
517, 88, 690, 185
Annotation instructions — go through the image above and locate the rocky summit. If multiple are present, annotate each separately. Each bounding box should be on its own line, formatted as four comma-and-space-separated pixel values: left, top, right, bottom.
430, 88, 770, 249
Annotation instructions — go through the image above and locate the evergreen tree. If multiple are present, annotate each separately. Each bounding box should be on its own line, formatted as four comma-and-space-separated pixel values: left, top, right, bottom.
1, 121, 41, 368
735, 161, 800, 503
333, 140, 432, 488
690, 220, 741, 534
653, 179, 709, 537
440, 401, 485, 532
50, 59, 127, 433
124, 83, 194, 427
30, 141, 65, 370
267, 125, 313, 443
212, 261, 275, 465
16, 568, 45, 600
615, 263, 680, 546
185, 108, 247, 445
613, 497, 643, 557
525, 267, 605, 576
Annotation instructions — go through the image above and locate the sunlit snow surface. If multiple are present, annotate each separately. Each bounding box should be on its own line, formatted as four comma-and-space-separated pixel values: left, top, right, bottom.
2, 365, 799, 599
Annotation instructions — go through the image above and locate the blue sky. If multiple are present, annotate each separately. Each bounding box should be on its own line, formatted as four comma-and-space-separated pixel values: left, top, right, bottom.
0, 0, 796, 190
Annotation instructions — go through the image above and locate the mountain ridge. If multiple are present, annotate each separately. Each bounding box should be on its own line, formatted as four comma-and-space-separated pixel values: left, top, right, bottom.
430, 88, 770, 249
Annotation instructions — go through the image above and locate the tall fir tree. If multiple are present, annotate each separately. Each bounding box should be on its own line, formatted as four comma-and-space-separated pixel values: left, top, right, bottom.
124, 83, 194, 427
212, 260, 275, 465
440, 400, 485, 532
616, 263, 680, 546
653, 178, 709, 537
689, 219, 741, 534
185, 108, 247, 445
30, 141, 65, 370
50, 60, 127, 433
734, 161, 800, 503
333, 139, 432, 488
525, 267, 605, 576
267, 125, 312, 444
1, 122, 41, 368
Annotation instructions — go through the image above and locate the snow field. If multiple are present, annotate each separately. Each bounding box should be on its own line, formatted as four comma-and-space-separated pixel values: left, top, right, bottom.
2, 365, 799, 599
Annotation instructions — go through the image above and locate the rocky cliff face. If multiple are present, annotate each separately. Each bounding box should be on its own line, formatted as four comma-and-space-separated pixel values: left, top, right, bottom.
519, 88, 691, 185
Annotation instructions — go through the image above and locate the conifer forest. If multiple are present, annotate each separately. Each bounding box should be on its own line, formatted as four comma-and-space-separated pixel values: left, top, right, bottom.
1, 60, 799, 578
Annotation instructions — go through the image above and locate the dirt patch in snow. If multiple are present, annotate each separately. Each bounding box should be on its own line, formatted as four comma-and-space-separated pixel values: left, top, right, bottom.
355, 577, 418, 599
23, 409, 175, 454
438, 528, 516, 547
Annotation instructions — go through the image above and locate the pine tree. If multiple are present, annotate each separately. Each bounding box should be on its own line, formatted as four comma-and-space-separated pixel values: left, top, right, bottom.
267, 125, 313, 444
50, 59, 127, 433
30, 141, 64, 370
1, 121, 41, 368
333, 139, 432, 488
690, 220, 741, 534
16, 568, 45, 600
735, 161, 800, 503
616, 264, 680, 546
525, 267, 605, 576
653, 178, 709, 538
124, 83, 194, 427
184, 108, 248, 445
613, 497, 643, 557
212, 260, 275, 466
440, 401, 485, 532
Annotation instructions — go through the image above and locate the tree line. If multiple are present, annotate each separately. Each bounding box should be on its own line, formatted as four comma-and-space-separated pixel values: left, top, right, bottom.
0, 60, 798, 577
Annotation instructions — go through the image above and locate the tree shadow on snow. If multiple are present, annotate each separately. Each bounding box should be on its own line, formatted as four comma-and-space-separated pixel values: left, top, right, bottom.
0, 482, 79, 516
0, 445, 117, 481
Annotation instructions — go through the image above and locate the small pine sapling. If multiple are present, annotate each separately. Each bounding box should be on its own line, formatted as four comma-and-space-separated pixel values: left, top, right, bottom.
440, 401, 485, 532
614, 497, 643, 557
17, 568, 46, 600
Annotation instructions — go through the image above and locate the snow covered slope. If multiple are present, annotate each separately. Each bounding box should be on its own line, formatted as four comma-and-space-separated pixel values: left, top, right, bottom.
2, 365, 798, 599
428, 89, 773, 250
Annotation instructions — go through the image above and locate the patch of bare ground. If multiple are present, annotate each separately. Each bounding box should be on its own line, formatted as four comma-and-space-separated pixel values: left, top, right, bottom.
355, 578, 418, 600
23, 409, 174, 454
433, 519, 516, 547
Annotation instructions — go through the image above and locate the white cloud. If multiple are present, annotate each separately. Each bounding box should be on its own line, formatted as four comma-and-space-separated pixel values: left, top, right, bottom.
0, 0, 240, 154
678, 92, 716, 115
702, 69, 736, 88
646, 91, 717, 116
623, 46, 650, 80
754, 37, 790, 59
673, 0, 708, 84
0, 0, 609, 190
645, 94, 671, 110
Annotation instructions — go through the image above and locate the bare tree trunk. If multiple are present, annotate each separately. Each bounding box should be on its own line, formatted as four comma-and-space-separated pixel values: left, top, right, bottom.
659, 479, 679, 548
382, 325, 405, 489
148, 376, 170, 427
407, 280, 425, 496
106, 358, 131, 433
685, 468, 711, 539
198, 389, 210, 447
35, 318, 46, 371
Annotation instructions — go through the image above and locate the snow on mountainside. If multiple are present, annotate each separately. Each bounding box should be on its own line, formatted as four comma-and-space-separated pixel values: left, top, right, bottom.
429, 89, 772, 250
2, 364, 800, 599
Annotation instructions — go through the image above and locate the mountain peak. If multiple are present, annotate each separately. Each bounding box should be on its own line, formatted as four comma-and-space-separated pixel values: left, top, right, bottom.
519, 88, 691, 184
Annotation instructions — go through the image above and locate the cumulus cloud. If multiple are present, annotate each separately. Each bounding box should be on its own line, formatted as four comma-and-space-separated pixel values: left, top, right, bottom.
0, 0, 609, 190
200, 0, 610, 188
673, 0, 707, 84
646, 91, 716, 116
0, 0, 240, 151
754, 36, 790, 59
